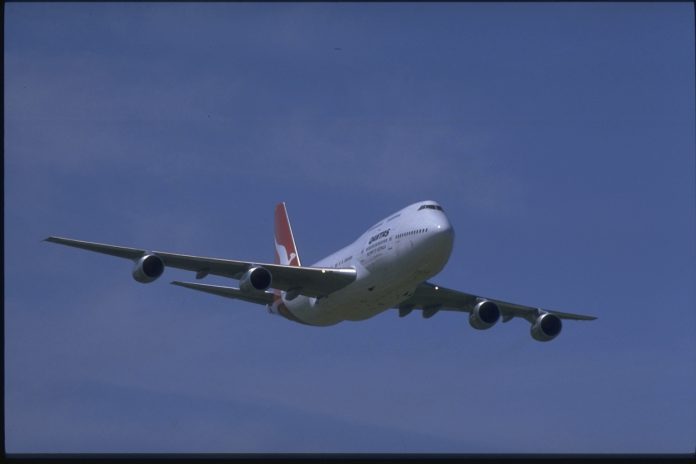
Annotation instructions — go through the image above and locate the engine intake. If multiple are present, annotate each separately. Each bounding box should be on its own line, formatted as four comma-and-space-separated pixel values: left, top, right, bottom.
469, 300, 500, 330
132, 254, 165, 283
531, 313, 562, 342
239, 266, 272, 293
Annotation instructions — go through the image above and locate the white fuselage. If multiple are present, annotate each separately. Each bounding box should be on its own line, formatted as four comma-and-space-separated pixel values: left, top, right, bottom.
269, 201, 455, 326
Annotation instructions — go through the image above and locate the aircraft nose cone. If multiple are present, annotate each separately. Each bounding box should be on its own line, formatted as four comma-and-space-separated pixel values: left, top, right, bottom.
431, 213, 453, 236
412, 216, 454, 275
425, 216, 454, 254
434, 221, 454, 249
434, 220, 452, 234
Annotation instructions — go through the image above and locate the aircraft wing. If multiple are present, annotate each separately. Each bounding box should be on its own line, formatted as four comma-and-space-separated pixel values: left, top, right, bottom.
397, 281, 597, 322
45, 236, 356, 298
171, 281, 274, 305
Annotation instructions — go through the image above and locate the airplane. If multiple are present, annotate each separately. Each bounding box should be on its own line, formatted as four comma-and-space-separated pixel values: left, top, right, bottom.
46, 200, 596, 342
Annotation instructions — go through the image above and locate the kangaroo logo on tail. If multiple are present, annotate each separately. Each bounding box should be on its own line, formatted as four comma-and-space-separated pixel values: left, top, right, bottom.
272, 203, 303, 319
274, 202, 301, 267
274, 241, 298, 267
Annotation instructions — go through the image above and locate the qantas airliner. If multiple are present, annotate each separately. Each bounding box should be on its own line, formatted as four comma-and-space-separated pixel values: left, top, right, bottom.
46, 201, 596, 341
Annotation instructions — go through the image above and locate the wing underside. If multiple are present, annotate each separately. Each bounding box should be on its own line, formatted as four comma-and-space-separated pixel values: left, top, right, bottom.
46, 236, 356, 299
398, 281, 597, 322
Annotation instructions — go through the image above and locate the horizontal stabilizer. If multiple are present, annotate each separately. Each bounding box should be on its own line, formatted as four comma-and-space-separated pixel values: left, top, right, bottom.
171, 281, 274, 306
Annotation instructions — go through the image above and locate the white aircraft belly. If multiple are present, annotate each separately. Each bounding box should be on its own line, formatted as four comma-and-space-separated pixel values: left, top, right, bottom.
285, 262, 421, 325
311, 283, 413, 323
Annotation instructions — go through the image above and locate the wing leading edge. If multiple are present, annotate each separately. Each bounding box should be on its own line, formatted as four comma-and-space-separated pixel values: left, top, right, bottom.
45, 236, 356, 298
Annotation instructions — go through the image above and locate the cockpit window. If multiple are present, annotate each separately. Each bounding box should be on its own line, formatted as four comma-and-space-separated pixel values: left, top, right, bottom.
418, 204, 443, 211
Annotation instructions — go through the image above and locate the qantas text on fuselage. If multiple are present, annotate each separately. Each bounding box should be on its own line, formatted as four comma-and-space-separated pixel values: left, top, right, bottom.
46, 201, 596, 342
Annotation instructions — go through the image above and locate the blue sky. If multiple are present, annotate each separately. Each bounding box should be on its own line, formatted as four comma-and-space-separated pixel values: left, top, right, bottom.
5, 2, 695, 454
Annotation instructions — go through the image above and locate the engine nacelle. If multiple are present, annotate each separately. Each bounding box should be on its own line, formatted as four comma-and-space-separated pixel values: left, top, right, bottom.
530, 313, 563, 342
132, 254, 165, 284
239, 266, 272, 293
469, 300, 500, 330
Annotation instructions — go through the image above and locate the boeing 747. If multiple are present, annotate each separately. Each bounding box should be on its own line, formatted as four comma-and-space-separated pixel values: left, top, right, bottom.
46, 201, 596, 341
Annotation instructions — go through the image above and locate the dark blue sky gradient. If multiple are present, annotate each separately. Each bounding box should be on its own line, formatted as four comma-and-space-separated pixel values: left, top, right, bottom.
5, 3, 695, 453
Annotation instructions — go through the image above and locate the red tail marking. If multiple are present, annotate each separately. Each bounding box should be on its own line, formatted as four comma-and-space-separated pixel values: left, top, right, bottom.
273, 203, 301, 314
274, 202, 301, 267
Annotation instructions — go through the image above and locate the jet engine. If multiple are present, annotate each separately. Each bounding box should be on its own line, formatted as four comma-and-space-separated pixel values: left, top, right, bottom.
132, 254, 165, 283
530, 313, 563, 342
469, 300, 500, 330
239, 266, 272, 293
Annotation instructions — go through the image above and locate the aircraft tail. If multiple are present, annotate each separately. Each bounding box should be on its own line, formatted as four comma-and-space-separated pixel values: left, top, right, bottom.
274, 202, 301, 267
271, 202, 303, 317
